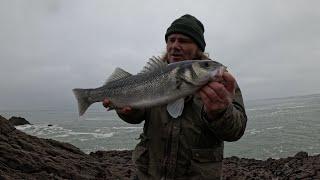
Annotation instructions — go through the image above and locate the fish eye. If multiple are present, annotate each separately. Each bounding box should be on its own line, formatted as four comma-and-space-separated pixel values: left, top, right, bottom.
204, 62, 209, 67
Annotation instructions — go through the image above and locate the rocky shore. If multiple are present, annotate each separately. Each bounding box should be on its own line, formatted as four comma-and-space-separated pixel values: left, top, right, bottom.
0, 115, 319, 179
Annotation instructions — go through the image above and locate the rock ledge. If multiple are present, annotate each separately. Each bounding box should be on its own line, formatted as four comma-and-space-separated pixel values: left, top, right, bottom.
0, 115, 319, 179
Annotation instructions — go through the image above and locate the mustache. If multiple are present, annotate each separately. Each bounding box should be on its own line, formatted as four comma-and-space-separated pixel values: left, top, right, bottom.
169, 50, 183, 56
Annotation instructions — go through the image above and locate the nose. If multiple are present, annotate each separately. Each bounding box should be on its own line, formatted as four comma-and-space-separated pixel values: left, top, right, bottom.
170, 39, 181, 50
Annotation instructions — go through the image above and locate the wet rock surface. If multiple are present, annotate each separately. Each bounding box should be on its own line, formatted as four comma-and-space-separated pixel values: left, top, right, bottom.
0, 115, 115, 180
8, 116, 31, 126
0, 115, 319, 179
222, 152, 320, 179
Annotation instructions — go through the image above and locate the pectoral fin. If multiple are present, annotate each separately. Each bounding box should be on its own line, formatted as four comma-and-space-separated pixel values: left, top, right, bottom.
166, 98, 185, 118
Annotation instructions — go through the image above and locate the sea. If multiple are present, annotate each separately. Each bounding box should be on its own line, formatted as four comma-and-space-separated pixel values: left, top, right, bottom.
1, 94, 320, 160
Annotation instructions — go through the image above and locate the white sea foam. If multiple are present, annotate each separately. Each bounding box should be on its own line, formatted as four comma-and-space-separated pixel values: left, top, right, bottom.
68, 132, 114, 138
16, 124, 93, 148
270, 109, 290, 115
85, 117, 106, 121
79, 138, 89, 142
112, 126, 142, 130
17, 124, 72, 137
273, 145, 284, 153
284, 105, 305, 109
114, 148, 131, 151
53, 134, 70, 138
246, 107, 272, 111
266, 126, 283, 130
16, 124, 32, 131
246, 128, 263, 135
93, 132, 114, 138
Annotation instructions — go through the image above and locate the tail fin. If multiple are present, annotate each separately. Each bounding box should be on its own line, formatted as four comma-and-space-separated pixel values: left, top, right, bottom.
72, 88, 93, 116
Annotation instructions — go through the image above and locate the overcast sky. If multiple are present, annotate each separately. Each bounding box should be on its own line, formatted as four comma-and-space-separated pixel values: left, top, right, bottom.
0, 0, 319, 110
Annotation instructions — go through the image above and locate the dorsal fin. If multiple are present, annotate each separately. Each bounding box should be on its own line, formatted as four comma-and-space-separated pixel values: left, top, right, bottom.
105, 67, 132, 84
138, 56, 168, 74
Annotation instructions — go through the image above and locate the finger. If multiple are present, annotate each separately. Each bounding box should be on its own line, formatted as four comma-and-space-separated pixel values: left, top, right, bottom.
119, 106, 133, 114
207, 82, 228, 101
201, 84, 223, 103
208, 82, 232, 104
200, 90, 225, 114
200, 88, 224, 108
199, 90, 212, 108
222, 72, 236, 94
222, 71, 235, 82
102, 98, 110, 108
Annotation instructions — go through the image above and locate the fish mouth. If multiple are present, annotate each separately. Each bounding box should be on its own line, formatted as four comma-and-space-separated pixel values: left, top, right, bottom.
209, 68, 224, 81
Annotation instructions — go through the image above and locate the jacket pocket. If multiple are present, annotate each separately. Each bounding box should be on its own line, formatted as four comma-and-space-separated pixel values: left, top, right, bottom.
191, 148, 223, 163
189, 148, 223, 179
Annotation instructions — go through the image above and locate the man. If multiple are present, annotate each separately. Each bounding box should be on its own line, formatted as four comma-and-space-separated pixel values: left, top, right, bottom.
103, 14, 247, 180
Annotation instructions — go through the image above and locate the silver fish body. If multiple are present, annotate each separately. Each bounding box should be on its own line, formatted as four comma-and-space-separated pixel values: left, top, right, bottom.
73, 57, 225, 117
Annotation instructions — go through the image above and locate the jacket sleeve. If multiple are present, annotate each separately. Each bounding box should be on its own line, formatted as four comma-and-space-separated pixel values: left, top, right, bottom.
117, 108, 146, 124
201, 82, 247, 142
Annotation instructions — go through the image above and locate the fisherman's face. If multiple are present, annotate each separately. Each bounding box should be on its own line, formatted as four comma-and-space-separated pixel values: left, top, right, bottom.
166, 33, 199, 63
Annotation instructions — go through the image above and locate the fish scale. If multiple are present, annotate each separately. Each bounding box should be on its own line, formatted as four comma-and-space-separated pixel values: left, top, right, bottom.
73, 57, 224, 117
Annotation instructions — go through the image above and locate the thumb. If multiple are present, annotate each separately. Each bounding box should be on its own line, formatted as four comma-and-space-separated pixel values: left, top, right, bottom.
223, 72, 236, 96
102, 98, 110, 108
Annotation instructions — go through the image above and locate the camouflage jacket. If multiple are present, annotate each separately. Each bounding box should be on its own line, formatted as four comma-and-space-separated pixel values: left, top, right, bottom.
118, 78, 247, 180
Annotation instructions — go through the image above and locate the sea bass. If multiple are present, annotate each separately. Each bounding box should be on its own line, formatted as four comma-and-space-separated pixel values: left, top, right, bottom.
73, 57, 225, 118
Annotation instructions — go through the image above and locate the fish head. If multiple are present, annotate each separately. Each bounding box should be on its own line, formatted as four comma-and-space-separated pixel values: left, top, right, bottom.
179, 60, 225, 86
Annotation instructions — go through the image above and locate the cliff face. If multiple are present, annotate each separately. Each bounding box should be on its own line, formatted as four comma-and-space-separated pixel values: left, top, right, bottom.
0, 115, 319, 179
0, 115, 133, 179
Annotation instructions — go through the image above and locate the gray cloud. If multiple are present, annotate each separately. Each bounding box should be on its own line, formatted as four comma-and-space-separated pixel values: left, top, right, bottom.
0, 0, 319, 110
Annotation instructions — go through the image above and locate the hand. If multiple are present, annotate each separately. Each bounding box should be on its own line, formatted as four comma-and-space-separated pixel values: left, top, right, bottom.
199, 72, 236, 119
102, 98, 133, 115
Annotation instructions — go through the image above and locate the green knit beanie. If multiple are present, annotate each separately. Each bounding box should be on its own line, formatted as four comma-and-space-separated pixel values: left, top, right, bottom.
165, 14, 206, 51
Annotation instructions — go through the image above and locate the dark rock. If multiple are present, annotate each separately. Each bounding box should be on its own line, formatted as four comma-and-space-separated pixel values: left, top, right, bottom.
222, 151, 320, 180
0, 115, 320, 179
0, 116, 122, 179
8, 116, 31, 126
0, 115, 16, 134
295, 151, 309, 159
